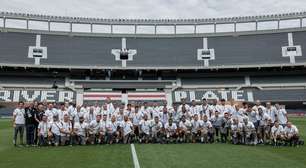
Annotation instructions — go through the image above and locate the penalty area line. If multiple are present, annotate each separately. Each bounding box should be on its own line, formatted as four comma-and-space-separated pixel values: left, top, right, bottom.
130, 143, 140, 168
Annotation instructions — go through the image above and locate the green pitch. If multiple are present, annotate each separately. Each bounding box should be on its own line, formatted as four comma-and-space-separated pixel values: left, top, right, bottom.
0, 118, 305, 168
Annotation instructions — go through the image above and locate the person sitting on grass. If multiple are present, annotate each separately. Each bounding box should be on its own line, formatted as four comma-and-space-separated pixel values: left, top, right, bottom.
284, 122, 299, 147
37, 115, 51, 146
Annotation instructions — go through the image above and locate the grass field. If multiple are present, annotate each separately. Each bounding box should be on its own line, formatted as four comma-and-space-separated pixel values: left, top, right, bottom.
0, 118, 305, 168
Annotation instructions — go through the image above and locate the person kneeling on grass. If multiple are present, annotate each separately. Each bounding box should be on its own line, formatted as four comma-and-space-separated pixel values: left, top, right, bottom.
122, 115, 134, 144
88, 114, 103, 144
38, 115, 51, 146
139, 114, 151, 143
74, 116, 88, 145
106, 115, 121, 144
271, 121, 284, 146
242, 117, 256, 145
284, 122, 299, 147
164, 118, 178, 143
191, 114, 204, 143
151, 116, 164, 143
50, 115, 62, 146
60, 114, 72, 146
178, 115, 192, 143
231, 118, 243, 145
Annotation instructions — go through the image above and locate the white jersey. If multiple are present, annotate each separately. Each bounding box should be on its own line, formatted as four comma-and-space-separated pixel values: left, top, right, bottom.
105, 103, 115, 116
191, 120, 204, 133
130, 112, 143, 126
284, 125, 299, 136
199, 104, 211, 118
38, 121, 51, 137
277, 108, 287, 125
151, 121, 163, 133
216, 105, 227, 115
160, 112, 169, 125
266, 107, 277, 123
45, 108, 58, 123
139, 119, 151, 135
74, 122, 88, 136
164, 122, 177, 133
189, 105, 201, 116
202, 120, 213, 129
60, 121, 72, 137
243, 121, 255, 132
57, 110, 68, 121
100, 120, 108, 133
231, 123, 243, 132
13, 108, 25, 124
177, 104, 190, 113
122, 121, 133, 136
106, 121, 120, 133
89, 120, 102, 134
271, 125, 284, 135
179, 120, 192, 131
51, 121, 62, 136
84, 112, 96, 124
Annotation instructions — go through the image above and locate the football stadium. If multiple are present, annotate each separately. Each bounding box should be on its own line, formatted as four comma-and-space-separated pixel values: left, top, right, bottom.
0, 5, 306, 168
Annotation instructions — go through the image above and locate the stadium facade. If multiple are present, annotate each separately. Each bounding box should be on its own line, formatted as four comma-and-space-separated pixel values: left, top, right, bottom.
0, 12, 305, 110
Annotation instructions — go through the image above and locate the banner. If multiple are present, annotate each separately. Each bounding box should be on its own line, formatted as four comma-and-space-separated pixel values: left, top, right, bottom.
0, 90, 75, 102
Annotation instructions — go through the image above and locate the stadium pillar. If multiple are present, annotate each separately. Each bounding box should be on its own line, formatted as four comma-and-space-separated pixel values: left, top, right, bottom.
75, 89, 84, 106
3, 17, 5, 28
165, 89, 173, 106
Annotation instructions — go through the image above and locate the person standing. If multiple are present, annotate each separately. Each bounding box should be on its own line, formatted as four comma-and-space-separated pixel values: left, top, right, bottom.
24, 102, 37, 146
13, 101, 25, 146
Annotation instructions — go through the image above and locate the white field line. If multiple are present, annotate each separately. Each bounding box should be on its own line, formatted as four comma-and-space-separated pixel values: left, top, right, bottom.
130, 144, 140, 168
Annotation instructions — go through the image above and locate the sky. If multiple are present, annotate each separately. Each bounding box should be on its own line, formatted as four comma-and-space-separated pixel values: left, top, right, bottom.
0, 0, 306, 19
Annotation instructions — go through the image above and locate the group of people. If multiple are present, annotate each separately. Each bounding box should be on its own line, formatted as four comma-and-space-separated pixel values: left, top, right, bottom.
12, 98, 302, 147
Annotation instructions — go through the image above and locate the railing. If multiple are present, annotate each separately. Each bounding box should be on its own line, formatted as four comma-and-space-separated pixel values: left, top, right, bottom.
0, 11, 306, 35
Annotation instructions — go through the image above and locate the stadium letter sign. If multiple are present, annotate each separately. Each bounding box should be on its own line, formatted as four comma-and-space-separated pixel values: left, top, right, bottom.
173, 90, 254, 102
0, 90, 75, 102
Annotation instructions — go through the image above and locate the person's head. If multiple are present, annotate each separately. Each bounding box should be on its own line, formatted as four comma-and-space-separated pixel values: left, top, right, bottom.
89, 107, 94, 113
79, 116, 84, 123
103, 114, 107, 121
168, 118, 173, 125
111, 115, 116, 122
215, 111, 219, 117
233, 118, 238, 124
47, 103, 53, 110
194, 114, 199, 121
143, 114, 148, 121
60, 102, 65, 110
96, 115, 101, 122
243, 117, 248, 124
181, 98, 186, 104
42, 115, 47, 122
220, 99, 226, 105
135, 105, 139, 113
127, 104, 132, 110
106, 97, 111, 104
163, 107, 167, 113
124, 115, 129, 122
274, 121, 279, 127
64, 114, 69, 122
258, 107, 263, 115
191, 100, 196, 106
37, 103, 44, 112
53, 115, 59, 122
266, 102, 271, 108
17, 101, 24, 108
154, 116, 159, 123
203, 115, 208, 122
275, 103, 280, 109
286, 122, 292, 128
224, 112, 229, 118
77, 105, 81, 112
255, 100, 261, 106
181, 115, 186, 122
202, 98, 207, 105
